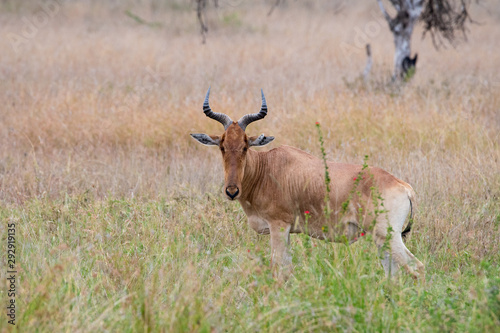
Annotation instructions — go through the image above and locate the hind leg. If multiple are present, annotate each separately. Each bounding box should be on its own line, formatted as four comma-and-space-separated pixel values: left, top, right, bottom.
378, 233, 424, 280
404, 243, 425, 279
375, 190, 425, 280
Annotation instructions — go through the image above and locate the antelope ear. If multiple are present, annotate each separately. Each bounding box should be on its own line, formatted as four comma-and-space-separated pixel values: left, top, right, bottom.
190, 134, 220, 146
249, 134, 274, 147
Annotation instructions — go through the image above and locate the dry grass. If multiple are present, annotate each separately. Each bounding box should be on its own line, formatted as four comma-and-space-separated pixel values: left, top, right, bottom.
0, 0, 499, 331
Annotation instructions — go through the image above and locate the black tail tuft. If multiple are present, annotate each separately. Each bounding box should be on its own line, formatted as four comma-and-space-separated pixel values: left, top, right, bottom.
402, 199, 413, 239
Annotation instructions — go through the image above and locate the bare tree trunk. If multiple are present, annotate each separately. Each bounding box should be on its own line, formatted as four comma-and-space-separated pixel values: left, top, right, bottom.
363, 44, 372, 81
393, 25, 412, 79
196, 0, 208, 44
377, 0, 423, 80
268, 0, 283, 16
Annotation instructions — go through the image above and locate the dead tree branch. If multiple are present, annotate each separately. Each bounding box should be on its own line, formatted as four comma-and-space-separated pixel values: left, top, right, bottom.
377, 0, 394, 26
421, 0, 475, 48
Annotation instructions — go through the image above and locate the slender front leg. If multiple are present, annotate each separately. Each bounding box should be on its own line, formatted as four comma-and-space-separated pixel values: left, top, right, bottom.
269, 221, 292, 278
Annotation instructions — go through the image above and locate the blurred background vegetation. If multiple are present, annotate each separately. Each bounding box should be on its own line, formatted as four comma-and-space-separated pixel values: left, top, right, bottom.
0, 0, 499, 331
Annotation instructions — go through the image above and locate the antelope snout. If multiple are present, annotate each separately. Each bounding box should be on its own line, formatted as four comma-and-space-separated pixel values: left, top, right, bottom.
225, 186, 240, 200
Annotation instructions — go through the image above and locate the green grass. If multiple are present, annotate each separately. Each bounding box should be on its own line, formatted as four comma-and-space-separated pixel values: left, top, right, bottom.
2, 194, 499, 332
1, 1, 499, 331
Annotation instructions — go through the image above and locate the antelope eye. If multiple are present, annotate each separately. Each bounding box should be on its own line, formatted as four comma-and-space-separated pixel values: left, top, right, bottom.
243, 147, 248, 152
220, 147, 225, 153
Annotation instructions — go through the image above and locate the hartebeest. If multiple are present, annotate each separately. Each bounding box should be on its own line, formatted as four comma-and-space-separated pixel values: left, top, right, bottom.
191, 89, 424, 279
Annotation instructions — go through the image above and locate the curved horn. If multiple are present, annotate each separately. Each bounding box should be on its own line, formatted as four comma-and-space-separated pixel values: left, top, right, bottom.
203, 87, 233, 129
237, 89, 268, 131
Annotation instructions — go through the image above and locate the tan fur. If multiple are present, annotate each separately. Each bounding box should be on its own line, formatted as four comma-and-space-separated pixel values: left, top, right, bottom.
195, 122, 424, 280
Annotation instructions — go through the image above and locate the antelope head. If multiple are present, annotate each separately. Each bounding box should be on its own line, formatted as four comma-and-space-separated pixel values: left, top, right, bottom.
191, 88, 274, 200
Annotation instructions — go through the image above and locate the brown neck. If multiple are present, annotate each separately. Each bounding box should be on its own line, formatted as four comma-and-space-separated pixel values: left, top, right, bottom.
239, 149, 264, 202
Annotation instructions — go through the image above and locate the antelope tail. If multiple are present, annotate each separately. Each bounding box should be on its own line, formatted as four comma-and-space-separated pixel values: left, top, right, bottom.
401, 184, 416, 239
402, 199, 413, 239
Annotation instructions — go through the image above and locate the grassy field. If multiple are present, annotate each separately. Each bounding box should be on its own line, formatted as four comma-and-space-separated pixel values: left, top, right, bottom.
1, 0, 499, 331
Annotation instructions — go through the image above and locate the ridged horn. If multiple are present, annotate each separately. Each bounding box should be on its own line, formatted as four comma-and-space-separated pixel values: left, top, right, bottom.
237, 89, 268, 131
203, 87, 233, 129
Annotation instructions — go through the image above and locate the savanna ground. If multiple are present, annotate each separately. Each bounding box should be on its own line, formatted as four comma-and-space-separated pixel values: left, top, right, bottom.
0, 0, 499, 331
